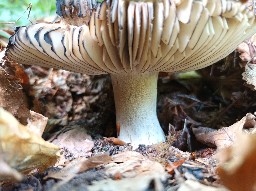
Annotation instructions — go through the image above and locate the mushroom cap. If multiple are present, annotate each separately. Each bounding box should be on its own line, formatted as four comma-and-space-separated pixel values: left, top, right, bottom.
6, 0, 256, 74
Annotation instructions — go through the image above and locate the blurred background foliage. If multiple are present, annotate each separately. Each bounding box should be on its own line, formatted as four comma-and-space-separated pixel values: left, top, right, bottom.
0, 0, 56, 28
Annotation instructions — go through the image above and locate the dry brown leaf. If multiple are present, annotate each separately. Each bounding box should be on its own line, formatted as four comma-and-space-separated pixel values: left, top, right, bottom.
13, 63, 30, 86
217, 133, 256, 191
45, 154, 112, 180
165, 159, 185, 175
0, 108, 59, 178
27, 111, 48, 137
192, 113, 256, 149
44, 154, 111, 191
111, 151, 145, 163
242, 63, 256, 90
51, 126, 94, 158
78, 154, 112, 173
237, 42, 251, 62
237, 33, 256, 63
105, 151, 166, 179
104, 137, 126, 146
45, 158, 84, 181
237, 33, 256, 90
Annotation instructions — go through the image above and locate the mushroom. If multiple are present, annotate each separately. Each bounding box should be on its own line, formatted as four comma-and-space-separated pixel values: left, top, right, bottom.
6, 0, 256, 148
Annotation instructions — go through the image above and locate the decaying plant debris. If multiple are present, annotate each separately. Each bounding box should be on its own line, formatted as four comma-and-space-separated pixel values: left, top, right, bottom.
0, 108, 59, 181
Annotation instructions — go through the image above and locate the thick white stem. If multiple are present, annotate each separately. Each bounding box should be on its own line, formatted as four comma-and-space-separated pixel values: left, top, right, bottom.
111, 72, 165, 148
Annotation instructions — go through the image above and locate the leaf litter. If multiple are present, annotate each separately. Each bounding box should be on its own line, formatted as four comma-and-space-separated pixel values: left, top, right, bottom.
192, 113, 256, 149
0, 108, 59, 181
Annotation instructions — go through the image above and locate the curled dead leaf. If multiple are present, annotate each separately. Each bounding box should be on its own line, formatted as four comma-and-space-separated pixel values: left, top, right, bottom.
45, 154, 112, 180
237, 42, 252, 62
237, 33, 256, 64
44, 154, 111, 191
27, 111, 48, 137
51, 126, 94, 159
106, 151, 166, 179
192, 113, 256, 149
165, 159, 185, 175
78, 154, 112, 173
217, 133, 256, 191
13, 63, 29, 86
104, 137, 126, 146
0, 108, 59, 179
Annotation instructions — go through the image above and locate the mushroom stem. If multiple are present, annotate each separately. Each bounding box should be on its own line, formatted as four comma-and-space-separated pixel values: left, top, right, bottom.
111, 72, 165, 148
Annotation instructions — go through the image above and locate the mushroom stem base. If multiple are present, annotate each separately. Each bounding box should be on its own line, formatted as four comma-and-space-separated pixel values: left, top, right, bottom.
111, 72, 165, 148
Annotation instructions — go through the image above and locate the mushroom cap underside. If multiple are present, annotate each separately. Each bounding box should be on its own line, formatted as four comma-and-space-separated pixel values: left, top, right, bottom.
6, 0, 256, 75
